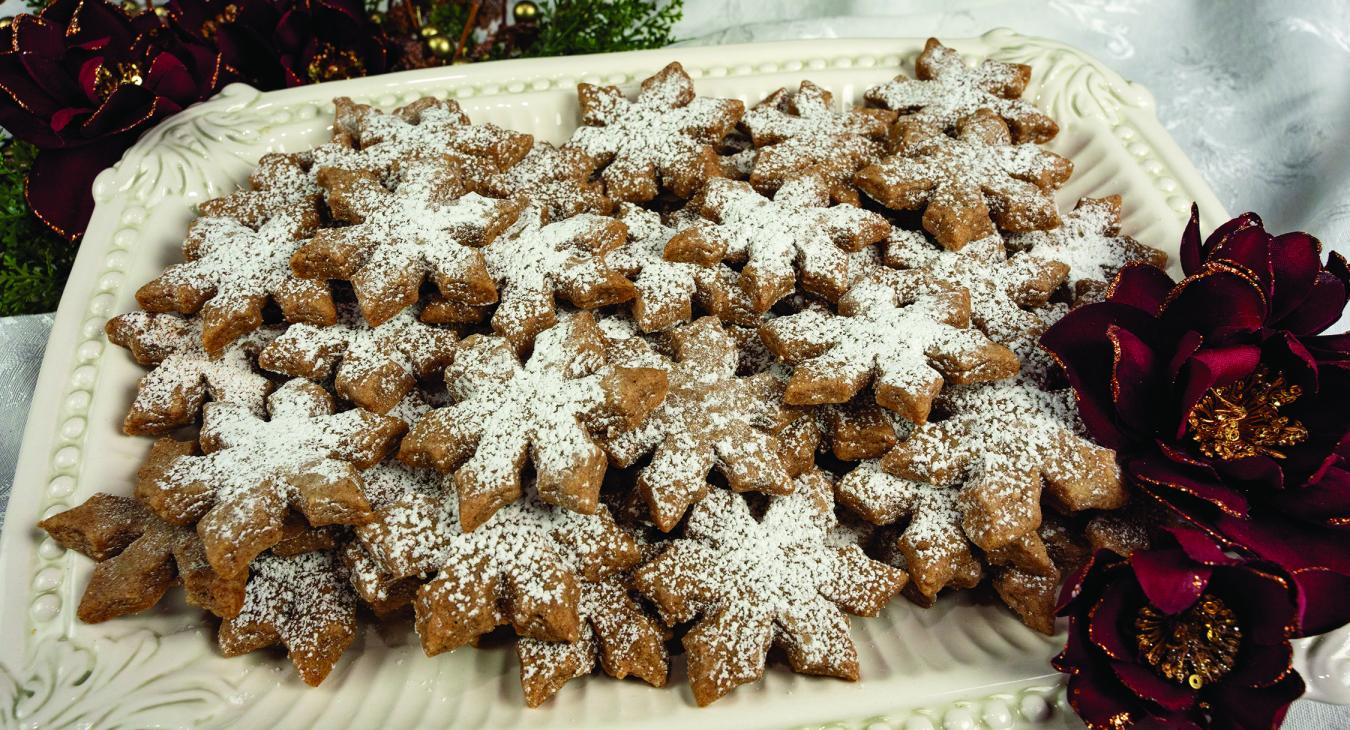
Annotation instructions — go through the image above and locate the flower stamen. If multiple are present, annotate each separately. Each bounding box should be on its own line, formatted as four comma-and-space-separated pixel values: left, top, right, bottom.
1135, 594, 1241, 688
93, 61, 144, 100
307, 44, 366, 84
1188, 366, 1308, 460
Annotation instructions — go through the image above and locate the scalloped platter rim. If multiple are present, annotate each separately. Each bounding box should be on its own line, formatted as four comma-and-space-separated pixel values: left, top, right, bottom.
2, 28, 1346, 730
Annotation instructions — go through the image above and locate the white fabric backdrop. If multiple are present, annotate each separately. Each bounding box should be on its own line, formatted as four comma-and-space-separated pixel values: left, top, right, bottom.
0, 1, 1346, 726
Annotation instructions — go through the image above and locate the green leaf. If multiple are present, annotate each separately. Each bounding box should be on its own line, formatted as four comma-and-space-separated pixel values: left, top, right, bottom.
0, 140, 77, 316
524, 0, 682, 58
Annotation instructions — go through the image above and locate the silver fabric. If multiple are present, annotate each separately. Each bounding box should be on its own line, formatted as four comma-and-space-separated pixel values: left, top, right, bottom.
0, 1, 1346, 724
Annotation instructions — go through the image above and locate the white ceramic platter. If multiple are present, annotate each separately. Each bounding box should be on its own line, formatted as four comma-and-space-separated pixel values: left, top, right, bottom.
2, 28, 1346, 730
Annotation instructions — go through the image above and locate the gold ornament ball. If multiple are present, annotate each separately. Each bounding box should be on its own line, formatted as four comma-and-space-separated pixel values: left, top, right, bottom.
153, 5, 169, 17
420, 25, 441, 38
120, 1, 140, 13
368, 10, 384, 24
0, 17, 12, 30
512, 1, 539, 21
427, 35, 452, 57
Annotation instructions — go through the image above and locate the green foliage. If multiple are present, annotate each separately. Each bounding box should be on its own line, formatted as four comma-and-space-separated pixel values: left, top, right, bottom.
24, 0, 49, 12
526, 0, 682, 57
0, 141, 77, 316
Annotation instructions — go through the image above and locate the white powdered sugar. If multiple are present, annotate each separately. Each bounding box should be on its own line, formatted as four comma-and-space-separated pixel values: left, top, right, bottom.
685, 176, 890, 307
225, 549, 356, 673
479, 141, 610, 221
603, 318, 796, 529
763, 267, 1012, 405
569, 63, 741, 195
107, 311, 274, 428
1006, 197, 1164, 288
635, 472, 903, 697
884, 229, 1065, 345
863, 40, 1052, 141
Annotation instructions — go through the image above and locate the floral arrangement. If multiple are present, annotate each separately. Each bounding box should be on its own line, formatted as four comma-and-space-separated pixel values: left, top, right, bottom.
0, 0, 680, 315
1043, 210, 1350, 728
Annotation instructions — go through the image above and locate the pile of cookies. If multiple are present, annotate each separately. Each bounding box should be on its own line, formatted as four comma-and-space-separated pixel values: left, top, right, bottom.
39, 39, 1165, 707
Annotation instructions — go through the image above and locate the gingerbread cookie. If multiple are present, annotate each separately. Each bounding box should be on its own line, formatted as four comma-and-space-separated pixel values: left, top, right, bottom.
569, 62, 744, 202
39, 491, 246, 623
291, 155, 524, 326
1005, 195, 1167, 304
476, 141, 613, 222
864, 38, 1058, 144
399, 312, 667, 531
198, 152, 322, 230
664, 175, 891, 311
136, 213, 336, 356
742, 81, 894, 205
258, 306, 458, 414
884, 229, 1067, 345
330, 95, 532, 174
835, 460, 984, 601
634, 470, 906, 705
482, 207, 635, 353
218, 549, 358, 686
139, 380, 404, 578
414, 486, 640, 655
516, 569, 668, 706
105, 312, 274, 436
603, 317, 809, 531
854, 109, 1072, 251
760, 267, 1020, 423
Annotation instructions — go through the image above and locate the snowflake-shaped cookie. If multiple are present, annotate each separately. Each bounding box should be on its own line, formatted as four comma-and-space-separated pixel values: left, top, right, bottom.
633, 471, 906, 705
606, 204, 756, 332
38, 489, 246, 623
476, 141, 613, 222
741, 80, 894, 205
399, 312, 667, 531
291, 155, 523, 326
105, 312, 275, 436
864, 38, 1059, 144
568, 62, 745, 202
604, 317, 809, 531
330, 95, 533, 174
516, 570, 668, 706
197, 152, 322, 230
140, 379, 405, 578
137, 213, 336, 355
258, 305, 458, 414
884, 228, 1068, 345
1006, 195, 1167, 304
854, 109, 1072, 251
760, 268, 1020, 424
664, 175, 891, 311
218, 549, 358, 686
482, 207, 636, 353
414, 487, 641, 655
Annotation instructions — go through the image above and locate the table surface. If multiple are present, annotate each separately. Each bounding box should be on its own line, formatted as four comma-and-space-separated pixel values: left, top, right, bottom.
0, 1, 1346, 726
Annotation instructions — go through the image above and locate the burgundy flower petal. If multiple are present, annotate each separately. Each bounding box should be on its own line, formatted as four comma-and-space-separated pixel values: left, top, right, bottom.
1280, 271, 1348, 336
1110, 324, 1164, 434
1180, 205, 1203, 276
1129, 547, 1209, 614
1131, 455, 1250, 519
1266, 231, 1324, 322
1111, 660, 1197, 712
144, 52, 196, 104
25, 136, 132, 239
1202, 210, 1264, 260
1225, 641, 1294, 689
1087, 579, 1138, 661
1166, 330, 1205, 382
1289, 567, 1350, 636
1206, 673, 1305, 730
1160, 266, 1267, 340
1042, 303, 1161, 451
1108, 261, 1176, 315
1163, 526, 1240, 566
1173, 344, 1261, 440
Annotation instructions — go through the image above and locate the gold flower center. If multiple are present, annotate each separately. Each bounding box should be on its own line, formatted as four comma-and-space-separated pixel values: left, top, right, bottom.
1135, 594, 1241, 689
93, 61, 144, 100
307, 44, 366, 84
199, 4, 239, 39
1187, 366, 1308, 460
